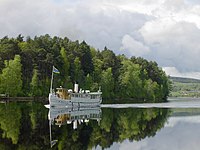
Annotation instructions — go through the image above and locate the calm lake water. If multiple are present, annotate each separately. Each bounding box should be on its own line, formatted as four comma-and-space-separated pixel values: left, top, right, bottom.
0, 98, 200, 150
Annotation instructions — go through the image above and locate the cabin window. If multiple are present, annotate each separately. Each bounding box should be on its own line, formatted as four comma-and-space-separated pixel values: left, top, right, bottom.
91, 95, 100, 99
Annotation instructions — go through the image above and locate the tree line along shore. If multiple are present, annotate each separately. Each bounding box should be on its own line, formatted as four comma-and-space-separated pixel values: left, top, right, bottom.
0, 34, 171, 102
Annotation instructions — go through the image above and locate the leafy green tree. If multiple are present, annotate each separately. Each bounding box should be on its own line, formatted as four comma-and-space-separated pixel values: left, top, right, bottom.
60, 47, 69, 77
84, 74, 93, 90
30, 68, 41, 96
0, 55, 22, 96
118, 60, 143, 99
0, 36, 19, 63
76, 41, 94, 76
101, 47, 116, 70
60, 47, 72, 88
92, 58, 103, 83
101, 68, 114, 99
18, 41, 35, 95
0, 35, 170, 101
73, 57, 84, 86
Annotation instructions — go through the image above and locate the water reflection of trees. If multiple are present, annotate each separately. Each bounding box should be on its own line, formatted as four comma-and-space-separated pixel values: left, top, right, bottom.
0, 103, 169, 149
0, 102, 49, 150
88, 108, 169, 149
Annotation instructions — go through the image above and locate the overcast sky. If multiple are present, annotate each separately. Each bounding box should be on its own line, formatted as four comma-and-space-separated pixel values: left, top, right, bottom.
1, 0, 200, 78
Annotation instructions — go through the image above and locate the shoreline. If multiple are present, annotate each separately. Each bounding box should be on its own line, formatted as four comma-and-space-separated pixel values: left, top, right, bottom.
2, 96, 198, 104
168, 97, 200, 101
0, 97, 48, 103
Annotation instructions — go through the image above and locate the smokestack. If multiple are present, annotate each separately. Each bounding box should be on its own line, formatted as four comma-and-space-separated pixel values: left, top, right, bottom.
74, 83, 78, 93
73, 120, 78, 129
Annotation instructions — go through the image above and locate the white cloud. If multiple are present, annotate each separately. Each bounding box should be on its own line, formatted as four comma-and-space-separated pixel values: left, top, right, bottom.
140, 19, 200, 72
120, 34, 150, 57
1, 0, 200, 76
163, 67, 200, 79
0, 0, 151, 51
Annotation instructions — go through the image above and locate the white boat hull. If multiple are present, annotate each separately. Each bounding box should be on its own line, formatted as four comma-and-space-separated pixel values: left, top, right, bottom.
49, 93, 102, 107
48, 106, 101, 121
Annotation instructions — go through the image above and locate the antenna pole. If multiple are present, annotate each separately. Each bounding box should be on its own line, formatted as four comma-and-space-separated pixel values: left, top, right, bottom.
50, 66, 54, 93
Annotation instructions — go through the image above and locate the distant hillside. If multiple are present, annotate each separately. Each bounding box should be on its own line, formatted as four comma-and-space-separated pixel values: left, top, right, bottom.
170, 76, 200, 97
170, 77, 200, 83
171, 108, 200, 117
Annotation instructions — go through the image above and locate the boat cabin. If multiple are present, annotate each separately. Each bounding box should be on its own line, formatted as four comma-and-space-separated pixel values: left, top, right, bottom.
56, 88, 70, 100
70, 92, 101, 99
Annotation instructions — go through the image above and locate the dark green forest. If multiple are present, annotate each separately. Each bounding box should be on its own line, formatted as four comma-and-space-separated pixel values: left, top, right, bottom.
0, 34, 170, 102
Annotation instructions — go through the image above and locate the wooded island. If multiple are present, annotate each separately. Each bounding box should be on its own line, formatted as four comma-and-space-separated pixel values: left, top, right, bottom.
0, 35, 171, 102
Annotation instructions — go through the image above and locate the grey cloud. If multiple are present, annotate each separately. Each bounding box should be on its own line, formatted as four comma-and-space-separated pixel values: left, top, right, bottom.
1, 0, 200, 74
64, 5, 152, 52
163, 67, 200, 79
140, 20, 200, 72
120, 34, 150, 57
0, 0, 151, 51
163, 0, 186, 10
185, 0, 200, 5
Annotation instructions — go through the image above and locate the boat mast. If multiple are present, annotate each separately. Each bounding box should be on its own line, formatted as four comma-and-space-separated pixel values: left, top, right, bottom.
49, 119, 52, 147
49, 111, 58, 148
50, 66, 54, 94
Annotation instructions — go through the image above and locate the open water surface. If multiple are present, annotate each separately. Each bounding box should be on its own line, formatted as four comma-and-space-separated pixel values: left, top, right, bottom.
0, 98, 200, 150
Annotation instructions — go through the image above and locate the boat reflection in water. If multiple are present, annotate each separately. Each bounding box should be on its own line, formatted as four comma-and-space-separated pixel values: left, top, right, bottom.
46, 105, 101, 147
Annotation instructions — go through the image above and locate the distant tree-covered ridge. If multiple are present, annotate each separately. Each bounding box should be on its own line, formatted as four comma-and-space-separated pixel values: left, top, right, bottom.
170, 77, 200, 83
170, 77, 200, 97
0, 34, 171, 102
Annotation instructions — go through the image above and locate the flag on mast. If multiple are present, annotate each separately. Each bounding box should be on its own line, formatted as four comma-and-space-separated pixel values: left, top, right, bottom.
53, 66, 60, 74
50, 66, 60, 93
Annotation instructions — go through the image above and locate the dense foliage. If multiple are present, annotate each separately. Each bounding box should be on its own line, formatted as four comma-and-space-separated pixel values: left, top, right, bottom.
0, 35, 170, 101
0, 102, 169, 149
